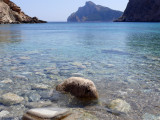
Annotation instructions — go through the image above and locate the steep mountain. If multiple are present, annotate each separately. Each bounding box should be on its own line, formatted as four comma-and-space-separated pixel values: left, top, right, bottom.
116, 0, 160, 22
67, 1, 123, 22
0, 0, 46, 24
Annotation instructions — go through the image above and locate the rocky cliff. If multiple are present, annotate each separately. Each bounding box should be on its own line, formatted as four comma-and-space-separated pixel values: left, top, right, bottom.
116, 0, 160, 22
0, 0, 46, 24
67, 1, 123, 22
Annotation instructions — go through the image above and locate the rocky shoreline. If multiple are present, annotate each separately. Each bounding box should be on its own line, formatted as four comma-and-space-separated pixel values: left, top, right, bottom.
0, 0, 46, 24
0, 77, 134, 120
0, 47, 159, 119
115, 0, 160, 22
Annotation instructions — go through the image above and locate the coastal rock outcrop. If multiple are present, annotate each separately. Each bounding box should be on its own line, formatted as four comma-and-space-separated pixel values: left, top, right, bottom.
0, 0, 46, 24
67, 1, 123, 22
116, 0, 160, 22
56, 77, 98, 99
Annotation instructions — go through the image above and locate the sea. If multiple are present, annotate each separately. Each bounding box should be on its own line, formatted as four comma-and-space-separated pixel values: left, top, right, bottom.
0, 22, 160, 120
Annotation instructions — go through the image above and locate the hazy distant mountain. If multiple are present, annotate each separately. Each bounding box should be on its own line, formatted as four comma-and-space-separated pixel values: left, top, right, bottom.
116, 0, 160, 22
0, 0, 46, 24
67, 1, 123, 22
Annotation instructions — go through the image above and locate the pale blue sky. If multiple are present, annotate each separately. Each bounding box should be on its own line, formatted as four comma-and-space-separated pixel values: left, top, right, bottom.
11, 0, 128, 22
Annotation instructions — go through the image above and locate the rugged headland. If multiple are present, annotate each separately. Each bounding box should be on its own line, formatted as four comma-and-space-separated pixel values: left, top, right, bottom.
67, 1, 123, 22
0, 0, 46, 24
116, 0, 160, 22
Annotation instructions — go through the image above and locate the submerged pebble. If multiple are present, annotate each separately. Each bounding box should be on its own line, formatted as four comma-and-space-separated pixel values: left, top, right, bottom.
13, 75, 28, 81
35, 72, 46, 76
142, 113, 160, 120
25, 101, 53, 109
71, 62, 86, 69
23, 107, 70, 120
1, 78, 13, 84
0, 93, 24, 105
31, 84, 49, 90
71, 73, 84, 77
19, 56, 30, 60
108, 99, 131, 114
28, 93, 41, 102
0, 110, 10, 118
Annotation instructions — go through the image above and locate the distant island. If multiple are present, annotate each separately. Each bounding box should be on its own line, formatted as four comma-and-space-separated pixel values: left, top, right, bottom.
0, 0, 46, 24
116, 0, 160, 22
67, 1, 123, 22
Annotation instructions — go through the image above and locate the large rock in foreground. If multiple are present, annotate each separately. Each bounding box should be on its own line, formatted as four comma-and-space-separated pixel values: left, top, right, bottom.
115, 0, 160, 22
23, 108, 98, 120
67, 1, 123, 22
0, 0, 46, 24
22, 108, 71, 120
56, 77, 98, 99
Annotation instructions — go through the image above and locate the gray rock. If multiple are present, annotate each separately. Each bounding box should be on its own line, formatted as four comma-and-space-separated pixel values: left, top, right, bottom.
19, 56, 30, 60
35, 72, 46, 76
44, 65, 56, 71
105, 64, 115, 68
10, 66, 19, 70
25, 101, 53, 109
108, 99, 131, 113
28, 93, 41, 102
22, 108, 71, 120
38, 91, 52, 99
71, 62, 86, 69
44, 70, 59, 75
0, 110, 9, 118
1, 78, 12, 84
143, 113, 160, 120
13, 75, 28, 81
65, 108, 98, 120
71, 73, 84, 77
31, 84, 49, 90
21, 72, 32, 75
0, 93, 24, 105
59, 70, 71, 77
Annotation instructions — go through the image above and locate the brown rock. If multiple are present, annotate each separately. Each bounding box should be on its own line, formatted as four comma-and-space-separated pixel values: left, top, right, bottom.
56, 77, 98, 99
0, 0, 46, 24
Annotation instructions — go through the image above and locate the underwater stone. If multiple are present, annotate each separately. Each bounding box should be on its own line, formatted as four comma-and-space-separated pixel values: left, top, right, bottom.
72, 62, 86, 69
22, 107, 70, 120
0, 110, 10, 118
142, 113, 160, 120
0, 93, 24, 105
25, 101, 53, 109
108, 99, 131, 113
28, 93, 41, 102
1, 78, 12, 84
13, 75, 28, 81
31, 84, 49, 90
19, 56, 31, 60
56, 77, 98, 99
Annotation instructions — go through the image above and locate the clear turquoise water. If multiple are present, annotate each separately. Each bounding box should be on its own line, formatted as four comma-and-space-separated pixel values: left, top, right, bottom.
0, 23, 160, 119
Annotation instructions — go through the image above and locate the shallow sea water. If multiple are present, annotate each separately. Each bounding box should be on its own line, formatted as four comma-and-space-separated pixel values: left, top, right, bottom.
0, 22, 160, 120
